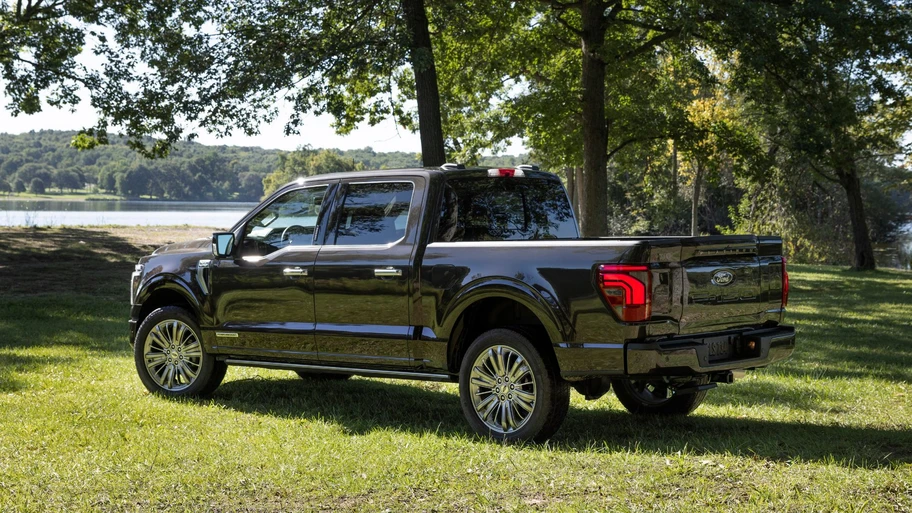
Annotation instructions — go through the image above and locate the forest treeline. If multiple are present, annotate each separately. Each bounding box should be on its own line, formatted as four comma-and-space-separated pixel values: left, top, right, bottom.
0, 130, 526, 201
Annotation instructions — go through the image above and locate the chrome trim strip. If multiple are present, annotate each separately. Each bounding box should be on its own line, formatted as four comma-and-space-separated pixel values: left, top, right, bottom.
426, 240, 640, 248
215, 332, 239, 338
223, 359, 452, 381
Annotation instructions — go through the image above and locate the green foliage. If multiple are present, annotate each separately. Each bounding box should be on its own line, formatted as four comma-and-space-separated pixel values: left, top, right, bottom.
262, 148, 364, 197
0, 130, 531, 201
28, 177, 45, 194
0, 130, 279, 200
0, 0, 447, 161
726, 161, 910, 266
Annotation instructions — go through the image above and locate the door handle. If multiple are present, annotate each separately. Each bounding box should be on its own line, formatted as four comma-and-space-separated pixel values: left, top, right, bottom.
374, 267, 402, 278
283, 267, 308, 277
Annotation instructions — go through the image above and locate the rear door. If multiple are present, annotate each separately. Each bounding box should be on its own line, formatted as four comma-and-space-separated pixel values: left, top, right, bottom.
312, 177, 424, 369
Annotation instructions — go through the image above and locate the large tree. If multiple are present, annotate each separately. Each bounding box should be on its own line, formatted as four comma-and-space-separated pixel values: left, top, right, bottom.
432, 1, 712, 236
709, 0, 912, 270
0, 0, 447, 165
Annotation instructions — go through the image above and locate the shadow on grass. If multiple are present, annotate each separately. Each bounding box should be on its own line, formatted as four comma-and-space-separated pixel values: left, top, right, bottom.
211, 376, 911, 469
781, 266, 912, 382
0, 296, 129, 354
0, 226, 155, 296
0, 352, 75, 392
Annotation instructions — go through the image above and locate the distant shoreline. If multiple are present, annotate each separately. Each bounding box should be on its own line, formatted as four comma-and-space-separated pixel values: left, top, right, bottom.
0, 193, 258, 204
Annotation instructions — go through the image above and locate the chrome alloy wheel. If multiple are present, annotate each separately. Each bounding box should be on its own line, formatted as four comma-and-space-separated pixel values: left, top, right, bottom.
468, 345, 537, 434
142, 319, 204, 392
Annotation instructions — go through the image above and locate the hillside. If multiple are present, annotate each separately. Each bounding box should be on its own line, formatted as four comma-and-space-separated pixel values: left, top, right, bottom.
0, 130, 528, 201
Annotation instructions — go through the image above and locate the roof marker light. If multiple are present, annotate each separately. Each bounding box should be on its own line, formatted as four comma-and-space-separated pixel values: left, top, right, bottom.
488, 168, 525, 177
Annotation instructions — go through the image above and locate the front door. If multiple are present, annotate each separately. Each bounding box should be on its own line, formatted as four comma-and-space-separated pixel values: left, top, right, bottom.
313, 178, 423, 368
208, 184, 332, 360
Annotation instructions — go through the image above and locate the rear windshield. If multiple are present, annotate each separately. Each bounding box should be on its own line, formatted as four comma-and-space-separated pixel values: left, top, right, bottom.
437, 177, 579, 242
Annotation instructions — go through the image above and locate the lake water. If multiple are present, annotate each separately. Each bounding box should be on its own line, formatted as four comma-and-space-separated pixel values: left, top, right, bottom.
0, 199, 257, 230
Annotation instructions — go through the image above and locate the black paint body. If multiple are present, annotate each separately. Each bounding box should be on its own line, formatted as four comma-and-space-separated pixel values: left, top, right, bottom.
129, 168, 795, 382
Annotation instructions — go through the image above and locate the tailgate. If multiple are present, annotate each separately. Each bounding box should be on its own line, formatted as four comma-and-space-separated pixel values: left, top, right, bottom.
677, 236, 781, 334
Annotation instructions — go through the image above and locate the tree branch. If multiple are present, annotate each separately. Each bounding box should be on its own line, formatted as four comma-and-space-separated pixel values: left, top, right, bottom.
552, 9, 582, 37
617, 28, 681, 62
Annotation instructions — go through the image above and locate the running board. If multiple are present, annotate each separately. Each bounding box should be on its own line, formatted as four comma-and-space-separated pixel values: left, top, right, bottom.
223, 359, 453, 382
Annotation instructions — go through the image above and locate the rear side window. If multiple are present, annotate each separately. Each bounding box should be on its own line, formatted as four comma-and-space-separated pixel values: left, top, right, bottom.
438, 177, 578, 241
334, 182, 414, 245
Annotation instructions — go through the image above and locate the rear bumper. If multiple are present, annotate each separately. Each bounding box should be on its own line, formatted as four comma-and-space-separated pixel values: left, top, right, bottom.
625, 326, 795, 376
556, 325, 795, 379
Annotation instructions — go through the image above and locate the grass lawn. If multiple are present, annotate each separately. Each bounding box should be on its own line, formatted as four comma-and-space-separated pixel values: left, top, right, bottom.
1, 226, 910, 511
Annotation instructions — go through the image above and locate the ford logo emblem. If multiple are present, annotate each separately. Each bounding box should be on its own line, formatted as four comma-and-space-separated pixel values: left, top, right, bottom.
711, 270, 735, 286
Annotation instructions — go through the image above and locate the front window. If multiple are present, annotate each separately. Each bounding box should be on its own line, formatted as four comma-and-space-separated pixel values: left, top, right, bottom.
241, 185, 328, 256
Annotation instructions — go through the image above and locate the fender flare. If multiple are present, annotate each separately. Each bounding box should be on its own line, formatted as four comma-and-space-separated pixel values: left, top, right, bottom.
441, 277, 570, 346
135, 274, 203, 319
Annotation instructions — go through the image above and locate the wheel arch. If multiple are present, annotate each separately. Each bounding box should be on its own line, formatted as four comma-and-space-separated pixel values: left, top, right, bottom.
442, 280, 568, 375
135, 276, 201, 329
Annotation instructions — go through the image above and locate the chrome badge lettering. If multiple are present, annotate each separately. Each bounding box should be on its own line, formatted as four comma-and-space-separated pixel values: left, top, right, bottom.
711, 270, 735, 286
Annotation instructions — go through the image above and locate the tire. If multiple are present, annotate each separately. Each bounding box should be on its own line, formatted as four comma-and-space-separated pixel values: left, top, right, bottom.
459, 329, 570, 442
611, 378, 707, 415
295, 371, 352, 381
134, 306, 227, 398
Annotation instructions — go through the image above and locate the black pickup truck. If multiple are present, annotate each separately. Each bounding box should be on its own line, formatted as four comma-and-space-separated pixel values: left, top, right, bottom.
129, 165, 795, 441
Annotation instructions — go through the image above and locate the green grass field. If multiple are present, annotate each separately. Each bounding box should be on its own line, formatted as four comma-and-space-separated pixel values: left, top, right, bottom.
1, 227, 910, 511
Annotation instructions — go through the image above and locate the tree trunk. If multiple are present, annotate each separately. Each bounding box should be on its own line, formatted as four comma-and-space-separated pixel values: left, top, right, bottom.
578, 0, 609, 237
565, 166, 578, 219
691, 160, 703, 237
401, 0, 446, 167
836, 161, 876, 270
671, 139, 678, 198
575, 166, 584, 221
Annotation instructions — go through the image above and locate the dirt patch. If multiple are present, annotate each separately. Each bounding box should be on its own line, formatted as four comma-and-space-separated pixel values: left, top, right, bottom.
0, 226, 213, 297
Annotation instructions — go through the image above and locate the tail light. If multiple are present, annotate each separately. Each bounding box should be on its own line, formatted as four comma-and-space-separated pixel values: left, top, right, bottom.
781, 256, 789, 307
598, 264, 652, 322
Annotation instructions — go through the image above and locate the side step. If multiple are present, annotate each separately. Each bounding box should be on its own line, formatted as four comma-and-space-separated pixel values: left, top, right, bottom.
222, 358, 453, 382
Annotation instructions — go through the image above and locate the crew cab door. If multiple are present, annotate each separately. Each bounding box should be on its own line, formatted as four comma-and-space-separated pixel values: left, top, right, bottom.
207, 183, 335, 359
312, 178, 424, 368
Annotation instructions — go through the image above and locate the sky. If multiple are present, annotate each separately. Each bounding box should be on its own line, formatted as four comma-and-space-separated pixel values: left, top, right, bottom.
0, 92, 527, 156
0, 94, 415, 153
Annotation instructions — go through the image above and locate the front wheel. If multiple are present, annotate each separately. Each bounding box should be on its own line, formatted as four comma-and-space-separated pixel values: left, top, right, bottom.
459, 329, 569, 442
611, 378, 707, 415
134, 306, 227, 398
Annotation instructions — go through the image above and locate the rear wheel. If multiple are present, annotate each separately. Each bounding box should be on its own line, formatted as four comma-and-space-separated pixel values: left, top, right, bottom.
611, 378, 707, 415
459, 329, 569, 442
134, 306, 226, 398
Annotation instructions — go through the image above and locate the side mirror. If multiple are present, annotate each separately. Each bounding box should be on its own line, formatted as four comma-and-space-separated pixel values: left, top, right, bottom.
212, 232, 235, 258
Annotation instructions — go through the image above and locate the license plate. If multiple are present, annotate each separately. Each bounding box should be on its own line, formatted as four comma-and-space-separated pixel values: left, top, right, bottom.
707, 338, 733, 361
